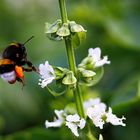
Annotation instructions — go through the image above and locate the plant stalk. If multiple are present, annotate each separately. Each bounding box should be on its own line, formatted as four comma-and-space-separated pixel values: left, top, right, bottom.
58, 0, 85, 118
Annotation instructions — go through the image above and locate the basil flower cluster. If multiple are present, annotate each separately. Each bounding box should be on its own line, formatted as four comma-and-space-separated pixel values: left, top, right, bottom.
45, 98, 125, 138
78, 47, 110, 86
45, 20, 86, 47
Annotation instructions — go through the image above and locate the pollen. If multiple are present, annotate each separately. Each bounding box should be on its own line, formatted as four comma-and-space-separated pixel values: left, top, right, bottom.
15, 65, 24, 78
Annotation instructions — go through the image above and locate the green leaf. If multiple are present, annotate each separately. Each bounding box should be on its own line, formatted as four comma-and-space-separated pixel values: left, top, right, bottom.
110, 74, 140, 113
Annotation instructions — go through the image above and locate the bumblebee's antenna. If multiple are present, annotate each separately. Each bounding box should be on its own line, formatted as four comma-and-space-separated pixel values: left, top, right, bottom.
23, 36, 34, 45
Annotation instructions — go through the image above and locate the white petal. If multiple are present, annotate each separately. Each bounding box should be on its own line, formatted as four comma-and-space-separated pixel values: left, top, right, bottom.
66, 122, 79, 137
106, 107, 126, 126
87, 106, 106, 129
45, 119, 63, 128
65, 114, 86, 137
95, 56, 110, 67
84, 98, 101, 110
87, 104, 106, 117
39, 61, 55, 79
54, 110, 64, 120
78, 118, 86, 129
97, 103, 107, 111
38, 61, 55, 88
88, 48, 101, 62
66, 114, 80, 122
88, 47, 110, 67
99, 134, 103, 140
45, 61, 55, 74
38, 77, 55, 88
95, 118, 104, 129
45, 110, 64, 128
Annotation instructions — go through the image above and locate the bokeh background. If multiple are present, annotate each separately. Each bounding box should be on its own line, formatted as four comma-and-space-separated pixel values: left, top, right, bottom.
0, 0, 140, 140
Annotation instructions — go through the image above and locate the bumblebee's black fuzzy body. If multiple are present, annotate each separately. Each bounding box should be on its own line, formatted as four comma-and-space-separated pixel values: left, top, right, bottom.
0, 37, 36, 85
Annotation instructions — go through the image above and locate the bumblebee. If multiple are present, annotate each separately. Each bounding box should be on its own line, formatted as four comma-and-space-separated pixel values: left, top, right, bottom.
0, 36, 37, 85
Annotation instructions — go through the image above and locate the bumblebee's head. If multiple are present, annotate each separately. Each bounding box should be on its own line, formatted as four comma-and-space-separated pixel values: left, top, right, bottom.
2, 36, 34, 65
2, 43, 26, 63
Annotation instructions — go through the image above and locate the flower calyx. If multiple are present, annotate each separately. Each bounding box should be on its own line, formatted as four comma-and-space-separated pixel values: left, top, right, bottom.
62, 71, 77, 87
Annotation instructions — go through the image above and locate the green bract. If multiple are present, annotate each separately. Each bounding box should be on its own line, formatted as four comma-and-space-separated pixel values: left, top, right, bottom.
71, 31, 86, 48
78, 56, 104, 86
47, 33, 63, 41
79, 67, 104, 86
45, 20, 62, 33
54, 67, 68, 80
78, 68, 96, 78
69, 21, 87, 33
91, 67, 104, 85
78, 56, 95, 70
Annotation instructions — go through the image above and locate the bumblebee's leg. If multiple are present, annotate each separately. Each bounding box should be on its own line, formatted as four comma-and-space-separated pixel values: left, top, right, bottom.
16, 77, 25, 87
22, 67, 33, 72
26, 60, 37, 72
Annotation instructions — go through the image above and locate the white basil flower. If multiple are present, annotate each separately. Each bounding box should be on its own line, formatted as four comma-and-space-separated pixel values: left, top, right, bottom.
85, 98, 126, 129
38, 61, 55, 88
87, 104, 106, 129
88, 47, 110, 68
84, 98, 102, 111
106, 107, 126, 126
45, 110, 64, 128
65, 114, 86, 137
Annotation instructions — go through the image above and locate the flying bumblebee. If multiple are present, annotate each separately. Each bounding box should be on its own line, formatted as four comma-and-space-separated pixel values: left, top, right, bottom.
0, 36, 37, 86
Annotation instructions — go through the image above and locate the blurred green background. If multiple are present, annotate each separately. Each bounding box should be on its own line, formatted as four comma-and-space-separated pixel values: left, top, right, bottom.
0, 0, 140, 140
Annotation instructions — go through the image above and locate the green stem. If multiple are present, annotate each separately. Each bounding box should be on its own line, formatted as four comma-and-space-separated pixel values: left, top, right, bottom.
59, 0, 68, 23
86, 125, 97, 140
58, 0, 85, 118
